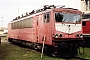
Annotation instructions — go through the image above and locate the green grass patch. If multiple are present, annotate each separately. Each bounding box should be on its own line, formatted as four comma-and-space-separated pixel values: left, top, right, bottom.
0, 42, 64, 60
78, 47, 90, 59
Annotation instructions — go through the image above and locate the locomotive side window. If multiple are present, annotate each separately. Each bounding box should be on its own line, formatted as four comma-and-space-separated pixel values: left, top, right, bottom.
18, 21, 21, 29
25, 19, 28, 28
17, 22, 18, 29
12, 23, 14, 29
13, 23, 14, 29
11, 17, 33, 29
11, 23, 13, 29
23, 18, 32, 28
25, 20, 27, 28
23, 19, 27, 28
28, 18, 33, 27
14, 22, 17, 29
43, 12, 50, 23
82, 21, 86, 26
20, 21, 23, 29
21, 20, 23, 28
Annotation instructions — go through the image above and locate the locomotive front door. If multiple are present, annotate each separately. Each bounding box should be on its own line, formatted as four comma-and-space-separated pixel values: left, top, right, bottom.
43, 12, 52, 44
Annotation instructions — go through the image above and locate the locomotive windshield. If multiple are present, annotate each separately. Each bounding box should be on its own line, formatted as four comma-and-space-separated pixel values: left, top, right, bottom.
55, 12, 81, 23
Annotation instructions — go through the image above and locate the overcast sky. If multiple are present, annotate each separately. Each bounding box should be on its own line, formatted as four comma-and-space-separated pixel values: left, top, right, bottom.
0, 0, 80, 27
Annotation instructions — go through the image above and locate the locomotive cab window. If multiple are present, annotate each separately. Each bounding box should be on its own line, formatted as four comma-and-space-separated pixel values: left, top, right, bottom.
55, 12, 81, 23
55, 13, 63, 22
43, 12, 50, 23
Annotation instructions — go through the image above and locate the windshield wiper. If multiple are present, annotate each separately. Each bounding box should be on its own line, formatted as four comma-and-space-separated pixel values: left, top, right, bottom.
62, 17, 67, 22
75, 19, 80, 23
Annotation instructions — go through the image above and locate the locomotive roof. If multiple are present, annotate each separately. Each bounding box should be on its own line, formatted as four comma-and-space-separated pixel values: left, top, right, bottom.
12, 5, 81, 22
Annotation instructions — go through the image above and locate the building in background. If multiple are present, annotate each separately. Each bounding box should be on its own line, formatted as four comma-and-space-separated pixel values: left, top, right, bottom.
81, 0, 90, 13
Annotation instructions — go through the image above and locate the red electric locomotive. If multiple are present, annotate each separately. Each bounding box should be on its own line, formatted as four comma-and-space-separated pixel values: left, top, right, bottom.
82, 13, 90, 46
8, 5, 83, 57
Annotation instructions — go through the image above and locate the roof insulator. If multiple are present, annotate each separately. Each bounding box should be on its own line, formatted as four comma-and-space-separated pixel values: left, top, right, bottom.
21, 14, 23, 18
31, 10, 35, 13
26, 12, 28, 16
18, 16, 20, 19
13, 17, 17, 21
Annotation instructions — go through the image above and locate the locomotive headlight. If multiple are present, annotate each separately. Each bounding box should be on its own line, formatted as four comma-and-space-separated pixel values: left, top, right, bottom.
59, 34, 62, 37
76, 34, 79, 37
55, 34, 58, 38
80, 34, 83, 38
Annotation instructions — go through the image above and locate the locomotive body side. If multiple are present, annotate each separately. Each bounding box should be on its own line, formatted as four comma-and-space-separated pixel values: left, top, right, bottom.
8, 6, 83, 57
8, 9, 53, 45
